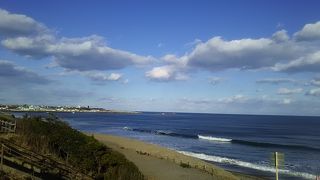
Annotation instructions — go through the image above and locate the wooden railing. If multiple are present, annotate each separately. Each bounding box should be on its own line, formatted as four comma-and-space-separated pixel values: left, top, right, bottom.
0, 120, 16, 133
0, 138, 93, 179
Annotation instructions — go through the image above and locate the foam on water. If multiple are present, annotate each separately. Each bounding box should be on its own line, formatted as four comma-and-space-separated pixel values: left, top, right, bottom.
178, 150, 316, 180
123, 126, 132, 131
198, 135, 232, 142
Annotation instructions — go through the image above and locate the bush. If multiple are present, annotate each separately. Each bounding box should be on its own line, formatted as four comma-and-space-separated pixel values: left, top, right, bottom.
15, 115, 144, 180
0, 112, 15, 122
180, 162, 191, 168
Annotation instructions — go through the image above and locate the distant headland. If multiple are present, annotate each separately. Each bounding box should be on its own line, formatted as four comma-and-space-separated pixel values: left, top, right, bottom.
0, 104, 139, 114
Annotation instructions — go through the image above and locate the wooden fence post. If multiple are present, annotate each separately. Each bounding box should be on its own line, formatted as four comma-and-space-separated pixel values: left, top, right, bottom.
1, 144, 3, 170
13, 120, 16, 133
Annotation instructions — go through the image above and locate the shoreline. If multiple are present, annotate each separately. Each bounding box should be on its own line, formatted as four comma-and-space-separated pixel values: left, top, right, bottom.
92, 133, 264, 180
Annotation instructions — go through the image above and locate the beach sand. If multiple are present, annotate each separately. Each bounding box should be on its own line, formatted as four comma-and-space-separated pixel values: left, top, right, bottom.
93, 133, 263, 180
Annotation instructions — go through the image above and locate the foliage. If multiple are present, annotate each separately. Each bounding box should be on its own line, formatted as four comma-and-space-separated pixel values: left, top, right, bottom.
0, 112, 15, 122
15, 114, 144, 180
180, 162, 191, 168
0, 170, 10, 180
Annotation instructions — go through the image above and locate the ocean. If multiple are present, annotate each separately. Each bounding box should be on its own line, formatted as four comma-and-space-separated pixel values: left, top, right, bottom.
13, 112, 320, 179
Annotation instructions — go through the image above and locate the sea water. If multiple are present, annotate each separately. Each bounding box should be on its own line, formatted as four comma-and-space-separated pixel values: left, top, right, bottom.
14, 112, 320, 179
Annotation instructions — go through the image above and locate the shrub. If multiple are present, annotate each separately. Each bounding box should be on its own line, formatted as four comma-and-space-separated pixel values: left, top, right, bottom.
180, 162, 191, 168
15, 115, 144, 180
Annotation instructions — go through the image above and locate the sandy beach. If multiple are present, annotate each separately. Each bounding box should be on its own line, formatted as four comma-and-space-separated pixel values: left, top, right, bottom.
93, 133, 263, 180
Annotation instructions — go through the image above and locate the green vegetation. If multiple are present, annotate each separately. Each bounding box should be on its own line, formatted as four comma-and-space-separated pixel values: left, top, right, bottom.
0, 170, 10, 180
14, 114, 144, 180
0, 112, 15, 122
136, 150, 149, 156
179, 162, 191, 168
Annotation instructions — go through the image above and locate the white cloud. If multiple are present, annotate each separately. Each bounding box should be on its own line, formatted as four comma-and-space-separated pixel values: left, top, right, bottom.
185, 33, 314, 72
161, 54, 188, 66
0, 9, 154, 72
0, 60, 50, 84
2, 35, 154, 71
171, 95, 320, 116
148, 33, 300, 82
146, 54, 188, 81
294, 21, 320, 41
209, 77, 223, 85
272, 51, 320, 73
53, 36, 153, 71
85, 72, 122, 82
277, 88, 303, 95
1, 8, 320, 83
0, 9, 47, 37
305, 88, 320, 96
146, 66, 172, 80
218, 94, 248, 104
256, 78, 295, 84
179, 97, 211, 105
98, 97, 122, 103
146, 21, 320, 80
2, 34, 55, 58
280, 98, 292, 105
272, 30, 289, 42
108, 73, 122, 81
180, 95, 250, 106
310, 78, 320, 86
58, 70, 123, 83
145, 65, 188, 81
187, 36, 293, 71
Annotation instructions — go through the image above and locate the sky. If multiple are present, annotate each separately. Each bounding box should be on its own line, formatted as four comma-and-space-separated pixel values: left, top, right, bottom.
0, 0, 320, 116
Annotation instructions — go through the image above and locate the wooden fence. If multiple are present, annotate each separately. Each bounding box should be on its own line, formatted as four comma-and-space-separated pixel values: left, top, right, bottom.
0, 120, 16, 133
0, 138, 92, 179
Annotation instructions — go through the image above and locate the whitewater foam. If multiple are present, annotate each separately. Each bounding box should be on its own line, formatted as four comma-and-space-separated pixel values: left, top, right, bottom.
178, 151, 316, 180
123, 126, 132, 131
156, 130, 173, 135
198, 135, 232, 142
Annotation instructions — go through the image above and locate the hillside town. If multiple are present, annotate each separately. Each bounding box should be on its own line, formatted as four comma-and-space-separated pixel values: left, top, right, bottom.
0, 104, 119, 113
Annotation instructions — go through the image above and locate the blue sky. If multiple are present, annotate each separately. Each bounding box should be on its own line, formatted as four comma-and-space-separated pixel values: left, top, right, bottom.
0, 0, 320, 116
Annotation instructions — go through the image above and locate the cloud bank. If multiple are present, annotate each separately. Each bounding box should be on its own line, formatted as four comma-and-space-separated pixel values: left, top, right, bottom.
294, 21, 320, 41
1, 8, 320, 83
146, 21, 320, 81
0, 9, 153, 72
0, 9, 47, 37
0, 60, 50, 84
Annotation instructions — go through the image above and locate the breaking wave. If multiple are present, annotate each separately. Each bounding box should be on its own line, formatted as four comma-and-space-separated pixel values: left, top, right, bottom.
123, 127, 320, 151
198, 135, 320, 151
198, 135, 232, 142
178, 151, 316, 180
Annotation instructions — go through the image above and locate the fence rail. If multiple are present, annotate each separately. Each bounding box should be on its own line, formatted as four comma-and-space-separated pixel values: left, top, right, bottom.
0, 138, 92, 179
0, 120, 16, 133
